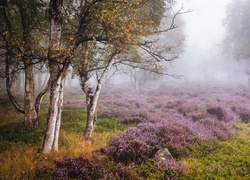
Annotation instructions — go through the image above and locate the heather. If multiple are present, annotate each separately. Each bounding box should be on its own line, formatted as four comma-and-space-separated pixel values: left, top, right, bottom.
1, 84, 250, 179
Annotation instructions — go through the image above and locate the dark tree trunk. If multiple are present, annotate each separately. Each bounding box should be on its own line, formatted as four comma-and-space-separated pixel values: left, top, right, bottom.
24, 61, 38, 126
20, 0, 39, 126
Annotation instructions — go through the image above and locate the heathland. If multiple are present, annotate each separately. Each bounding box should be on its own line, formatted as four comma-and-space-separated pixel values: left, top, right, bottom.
0, 83, 250, 179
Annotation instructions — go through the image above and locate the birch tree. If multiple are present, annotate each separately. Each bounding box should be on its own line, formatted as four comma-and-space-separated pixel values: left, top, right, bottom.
73, 0, 186, 139
0, 0, 49, 126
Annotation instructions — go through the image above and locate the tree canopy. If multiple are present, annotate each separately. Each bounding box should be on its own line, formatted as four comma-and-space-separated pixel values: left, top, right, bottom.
0, 0, 186, 153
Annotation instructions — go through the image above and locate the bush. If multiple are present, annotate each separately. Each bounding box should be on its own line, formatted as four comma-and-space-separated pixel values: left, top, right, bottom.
108, 122, 195, 164
200, 118, 232, 140
206, 105, 237, 123
52, 156, 98, 179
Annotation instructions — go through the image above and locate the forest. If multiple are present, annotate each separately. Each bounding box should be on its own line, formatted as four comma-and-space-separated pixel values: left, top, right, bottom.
0, 0, 250, 179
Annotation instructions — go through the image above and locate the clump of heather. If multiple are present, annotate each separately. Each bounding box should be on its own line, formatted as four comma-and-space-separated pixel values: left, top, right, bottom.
108, 114, 237, 163
108, 121, 196, 164
206, 104, 237, 123
35, 166, 49, 178
232, 104, 250, 123
52, 156, 98, 179
199, 118, 232, 140
99, 164, 143, 180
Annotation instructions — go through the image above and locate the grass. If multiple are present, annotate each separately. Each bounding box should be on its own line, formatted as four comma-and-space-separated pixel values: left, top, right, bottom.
180, 123, 250, 179
0, 106, 250, 179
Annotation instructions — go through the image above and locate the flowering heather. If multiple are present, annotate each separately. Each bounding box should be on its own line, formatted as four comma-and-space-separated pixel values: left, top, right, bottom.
108, 121, 196, 164
231, 103, 250, 123
206, 103, 237, 123
52, 156, 98, 179
101, 84, 250, 164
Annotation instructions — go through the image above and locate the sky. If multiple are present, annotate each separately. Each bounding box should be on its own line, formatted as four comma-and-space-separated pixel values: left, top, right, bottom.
167, 0, 246, 83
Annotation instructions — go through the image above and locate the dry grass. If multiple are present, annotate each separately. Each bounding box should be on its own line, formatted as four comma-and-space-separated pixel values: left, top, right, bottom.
0, 131, 120, 179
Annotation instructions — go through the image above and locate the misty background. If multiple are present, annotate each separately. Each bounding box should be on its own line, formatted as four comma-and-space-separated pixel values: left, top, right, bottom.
104, 0, 248, 89
169, 0, 246, 85
0, 0, 248, 93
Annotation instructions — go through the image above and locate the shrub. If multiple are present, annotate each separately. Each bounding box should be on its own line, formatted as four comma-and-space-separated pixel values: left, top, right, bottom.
200, 118, 232, 140
52, 156, 98, 179
99, 164, 143, 180
108, 126, 161, 164
108, 121, 196, 164
206, 105, 237, 123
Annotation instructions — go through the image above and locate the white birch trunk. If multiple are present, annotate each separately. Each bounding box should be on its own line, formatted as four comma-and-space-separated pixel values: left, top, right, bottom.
83, 58, 115, 139
40, 0, 66, 154
41, 73, 65, 153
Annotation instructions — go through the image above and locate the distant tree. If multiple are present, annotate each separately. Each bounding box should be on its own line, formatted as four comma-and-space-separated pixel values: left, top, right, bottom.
224, 0, 250, 83
125, 8, 186, 93
128, 67, 151, 93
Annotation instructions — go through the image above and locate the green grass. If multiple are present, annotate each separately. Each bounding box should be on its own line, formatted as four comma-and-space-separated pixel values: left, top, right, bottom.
180, 123, 250, 179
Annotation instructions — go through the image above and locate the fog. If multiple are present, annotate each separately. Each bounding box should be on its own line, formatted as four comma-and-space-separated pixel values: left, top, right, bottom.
106, 0, 248, 90
168, 0, 247, 85
0, 0, 248, 95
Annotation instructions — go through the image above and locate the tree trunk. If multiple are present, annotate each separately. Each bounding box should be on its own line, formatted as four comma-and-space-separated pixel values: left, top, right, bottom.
84, 95, 97, 140
81, 55, 116, 140
40, 63, 66, 154
24, 62, 38, 126
19, 0, 39, 126
40, 0, 67, 154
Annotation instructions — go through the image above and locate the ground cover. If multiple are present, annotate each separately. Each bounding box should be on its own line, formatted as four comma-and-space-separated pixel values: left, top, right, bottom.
0, 84, 250, 179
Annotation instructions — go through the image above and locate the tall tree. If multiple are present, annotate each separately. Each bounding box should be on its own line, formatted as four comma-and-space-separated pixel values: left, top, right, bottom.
40, 0, 70, 154
0, 0, 49, 126
74, 0, 186, 139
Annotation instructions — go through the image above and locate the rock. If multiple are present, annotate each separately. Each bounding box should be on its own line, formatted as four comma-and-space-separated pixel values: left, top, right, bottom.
154, 148, 173, 162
